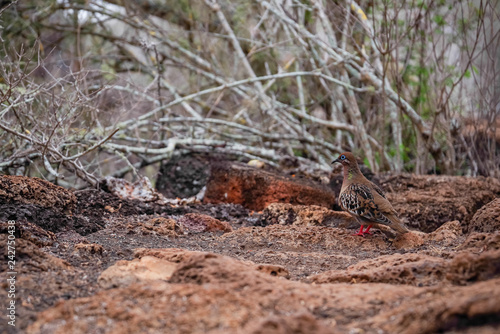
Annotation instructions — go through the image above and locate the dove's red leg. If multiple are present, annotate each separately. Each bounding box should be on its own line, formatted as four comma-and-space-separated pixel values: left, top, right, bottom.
352, 225, 365, 236
363, 225, 373, 235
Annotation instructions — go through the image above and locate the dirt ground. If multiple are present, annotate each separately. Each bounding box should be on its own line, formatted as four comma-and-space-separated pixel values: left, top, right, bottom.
1, 161, 500, 334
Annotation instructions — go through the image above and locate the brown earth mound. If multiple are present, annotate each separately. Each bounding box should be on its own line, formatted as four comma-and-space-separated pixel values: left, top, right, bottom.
0, 175, 76, 212
379, 174, 500, 232
468, 198, 500, 233
309, 249, 500, 286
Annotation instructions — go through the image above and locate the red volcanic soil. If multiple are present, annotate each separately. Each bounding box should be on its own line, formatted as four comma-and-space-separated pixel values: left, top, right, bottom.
1, 160, 500, 334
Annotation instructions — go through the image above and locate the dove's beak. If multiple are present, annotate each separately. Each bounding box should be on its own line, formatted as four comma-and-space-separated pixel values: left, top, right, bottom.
332, 158, 340, 164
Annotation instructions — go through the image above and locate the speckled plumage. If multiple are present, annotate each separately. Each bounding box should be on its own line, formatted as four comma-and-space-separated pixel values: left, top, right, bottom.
333, 152, 409, 236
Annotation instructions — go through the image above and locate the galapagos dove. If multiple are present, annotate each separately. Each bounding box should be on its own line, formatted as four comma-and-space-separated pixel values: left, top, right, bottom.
332, 152, 409, 236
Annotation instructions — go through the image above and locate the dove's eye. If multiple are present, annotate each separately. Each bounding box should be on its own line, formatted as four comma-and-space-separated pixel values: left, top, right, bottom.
340, 155, 346, 160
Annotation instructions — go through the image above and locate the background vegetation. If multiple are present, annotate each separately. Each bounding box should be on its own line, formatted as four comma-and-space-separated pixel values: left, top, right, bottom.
0, 0, 499, 188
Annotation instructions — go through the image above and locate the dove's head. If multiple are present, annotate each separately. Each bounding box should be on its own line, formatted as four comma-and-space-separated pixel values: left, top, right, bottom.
332, 152, 358, 167
332, 152, 363, 181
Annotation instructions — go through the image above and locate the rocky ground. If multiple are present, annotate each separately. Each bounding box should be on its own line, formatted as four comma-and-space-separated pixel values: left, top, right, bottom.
1, 158, 500, 334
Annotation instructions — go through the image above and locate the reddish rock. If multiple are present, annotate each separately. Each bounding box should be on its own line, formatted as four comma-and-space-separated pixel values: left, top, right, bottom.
365, 278, 500, 334
246, 312, 335, 334
27, 248, 409, 333
178, 213, 232, 233
134, 247, 195, 263
0, 234, 71, 272
204, 162, 336, 210
254, 264, 289, 279
379, 174, 500, 232
309, 250, 500, 286
139, 217, 184, 237
446, 250, 500, 284
261, 203, 356, 228
168, 251, 280, 285
0, 235, 88, 332
425, 220, 463, 245
459, 231, 500, 252
98, 248, 288, 290
98, 256, 178, 289
0, 175, 76, 213
26, 248, 500, 334
134, 248, 290, 280
467, 198, 500, 233
74, 243, 105, 256
0, 220, 56, 247
26, 279, 412, 334
309, 253, 446, 286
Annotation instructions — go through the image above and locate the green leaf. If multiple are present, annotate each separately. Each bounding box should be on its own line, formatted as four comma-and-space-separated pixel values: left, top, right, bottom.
464, 69, 471, 78
433, 15, 445, 26
363, 157, 371, 169
366, 86, 376, 93
293, 149, 304, 157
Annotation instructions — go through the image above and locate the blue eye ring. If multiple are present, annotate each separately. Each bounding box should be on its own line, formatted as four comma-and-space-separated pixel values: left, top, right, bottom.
340, 154, 346, 160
